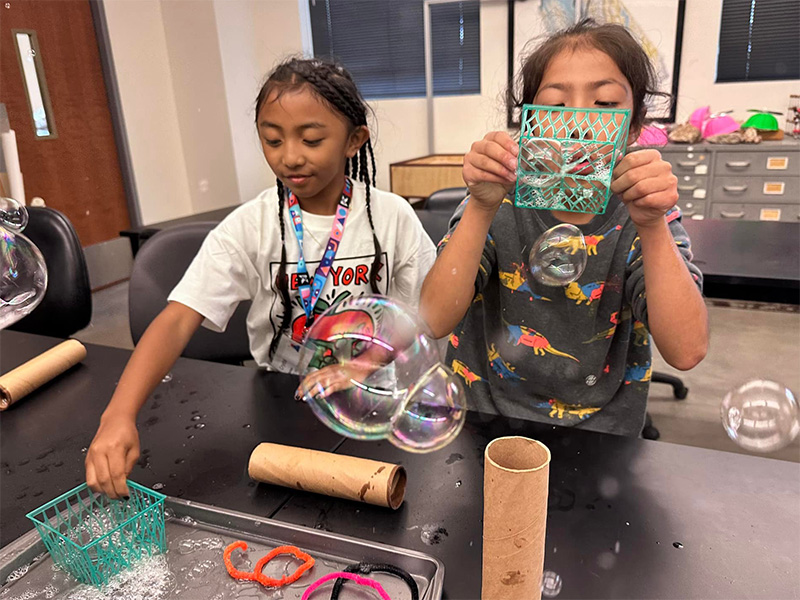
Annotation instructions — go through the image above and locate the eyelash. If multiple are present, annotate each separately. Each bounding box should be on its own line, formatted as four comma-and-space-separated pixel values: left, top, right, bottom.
544, 102, 619, 107
263, 139, 323, 147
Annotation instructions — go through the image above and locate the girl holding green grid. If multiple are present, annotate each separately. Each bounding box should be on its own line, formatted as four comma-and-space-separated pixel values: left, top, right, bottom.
420, 19, 708, 437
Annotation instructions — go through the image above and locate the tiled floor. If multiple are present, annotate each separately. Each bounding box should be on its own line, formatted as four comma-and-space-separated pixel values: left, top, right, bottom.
74, 284, 800, 463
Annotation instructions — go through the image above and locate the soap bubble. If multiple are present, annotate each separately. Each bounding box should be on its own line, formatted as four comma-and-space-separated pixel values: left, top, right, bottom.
541, 570, 563, 598
721, 380, 799, 453
529, 223, 587, 286
0, 199, 48, 330
0, 197, 29, 230
298, 296, 465, 452
390, 363, 466, 453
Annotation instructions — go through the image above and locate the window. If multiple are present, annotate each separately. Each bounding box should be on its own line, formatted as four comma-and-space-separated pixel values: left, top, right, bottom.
716, 0, 800, 82
308, 0, 481, 99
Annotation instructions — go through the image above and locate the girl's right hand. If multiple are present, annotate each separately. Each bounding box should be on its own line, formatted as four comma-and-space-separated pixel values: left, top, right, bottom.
85, 413, 140, 500
463, 131, 519, 211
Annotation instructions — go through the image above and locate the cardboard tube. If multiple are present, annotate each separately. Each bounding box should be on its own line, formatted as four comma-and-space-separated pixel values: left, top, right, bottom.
248, 442, 406, 509
0, 340, 87, 410
482, 436, 551, 600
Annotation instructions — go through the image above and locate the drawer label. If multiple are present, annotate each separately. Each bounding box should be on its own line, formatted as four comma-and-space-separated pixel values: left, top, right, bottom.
694, 165, 708, 175
760, 208, 781, 221
763, 182, 785, 195
692, 189, 706, 199
766, 156, 789, 170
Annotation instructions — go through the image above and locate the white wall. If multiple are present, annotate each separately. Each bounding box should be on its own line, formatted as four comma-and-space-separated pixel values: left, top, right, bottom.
212, 0, 306, 203
675, 0, 798, 122
102, 0, 193, 225
160, 0, 240, 213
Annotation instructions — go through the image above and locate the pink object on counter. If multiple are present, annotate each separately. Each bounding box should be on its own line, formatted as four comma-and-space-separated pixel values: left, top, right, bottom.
635, 125, 669, 147
689, 106, 710, 131
703, 114, 740, 138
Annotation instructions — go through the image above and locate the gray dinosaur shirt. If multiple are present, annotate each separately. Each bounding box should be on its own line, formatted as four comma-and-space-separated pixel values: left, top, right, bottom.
439, 195, 703, 437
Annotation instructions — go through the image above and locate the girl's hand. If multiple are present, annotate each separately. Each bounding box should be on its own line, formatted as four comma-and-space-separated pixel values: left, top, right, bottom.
295, 360, 380, 402
85, 413, 140, 500
611, 149, 678, 228
463, 132, 519, 211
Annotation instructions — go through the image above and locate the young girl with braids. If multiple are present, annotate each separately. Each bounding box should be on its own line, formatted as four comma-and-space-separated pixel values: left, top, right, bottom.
86, 58, 436, 499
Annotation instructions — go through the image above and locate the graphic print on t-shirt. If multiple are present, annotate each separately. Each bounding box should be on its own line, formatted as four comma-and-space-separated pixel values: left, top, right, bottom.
268, 252, 389, 342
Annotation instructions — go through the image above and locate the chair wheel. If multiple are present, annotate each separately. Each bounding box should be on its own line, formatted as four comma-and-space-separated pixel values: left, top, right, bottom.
675, 387, 689, 400
642, 425, 660, 440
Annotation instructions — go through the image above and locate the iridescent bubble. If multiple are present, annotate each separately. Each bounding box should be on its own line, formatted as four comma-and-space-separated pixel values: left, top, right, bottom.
541, 570, 562, 598
721, 380, 799, 453
0, 199, 47, 330
298, 296, 465, 452
529, 223, 587, 286
389, 363, 466, 453
0, 197, 29, 231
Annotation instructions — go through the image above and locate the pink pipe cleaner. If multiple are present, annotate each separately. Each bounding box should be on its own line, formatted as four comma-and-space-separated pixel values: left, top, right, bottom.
301, 571, 392, 600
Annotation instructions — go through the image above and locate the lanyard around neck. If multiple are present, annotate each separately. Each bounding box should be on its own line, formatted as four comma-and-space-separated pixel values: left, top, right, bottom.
286, 178, 353, 327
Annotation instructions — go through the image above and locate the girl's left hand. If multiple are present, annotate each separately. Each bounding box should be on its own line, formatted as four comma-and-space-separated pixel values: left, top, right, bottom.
610, 149, 678, 228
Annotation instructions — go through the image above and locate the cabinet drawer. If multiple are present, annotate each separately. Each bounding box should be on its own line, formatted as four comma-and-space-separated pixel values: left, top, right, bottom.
676, 199, 706, 219
676, 174, 710, 200
715, 151, 800, 176
712, 176, 800, 203
711, 203, 799, 222
661, 149, 711, 175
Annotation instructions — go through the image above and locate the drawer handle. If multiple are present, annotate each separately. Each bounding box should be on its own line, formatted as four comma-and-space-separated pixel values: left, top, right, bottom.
723, 185, 748, 193
683, 210, 697, 216
720, 210, 745, 219
678, 184, 698, 191
726, 161, 751, 169
678, 160, 699, 167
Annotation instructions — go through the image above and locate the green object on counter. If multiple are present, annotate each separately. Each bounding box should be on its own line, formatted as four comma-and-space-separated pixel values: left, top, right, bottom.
743, 112, 780, 131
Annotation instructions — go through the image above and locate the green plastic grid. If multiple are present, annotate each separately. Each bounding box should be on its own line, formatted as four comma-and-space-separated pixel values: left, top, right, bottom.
514, 105, 631, 214
26, 481, 166, 586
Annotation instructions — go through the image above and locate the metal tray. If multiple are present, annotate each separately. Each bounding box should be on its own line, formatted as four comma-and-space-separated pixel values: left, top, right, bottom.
0, 497, 444, 599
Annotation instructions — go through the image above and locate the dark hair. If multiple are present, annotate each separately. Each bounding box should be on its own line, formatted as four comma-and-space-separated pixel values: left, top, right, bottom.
509, 19, 667, 135
255, 58, 382, 359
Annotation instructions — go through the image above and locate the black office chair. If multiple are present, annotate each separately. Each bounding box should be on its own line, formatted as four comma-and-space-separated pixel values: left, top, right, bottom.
128, 223, 252, 365
9, 207, 92, 338
415, 187, 467, 244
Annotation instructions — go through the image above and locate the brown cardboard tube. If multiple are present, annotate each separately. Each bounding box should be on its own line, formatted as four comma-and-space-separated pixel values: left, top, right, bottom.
482, 436, 551, 599
0, 340, 87, 410
248, 442, 407, 509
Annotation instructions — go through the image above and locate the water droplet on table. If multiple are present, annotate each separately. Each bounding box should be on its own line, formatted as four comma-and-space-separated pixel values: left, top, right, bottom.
541, 570, 562, 598
161, 373, 173, 383
673, 541, 683, 549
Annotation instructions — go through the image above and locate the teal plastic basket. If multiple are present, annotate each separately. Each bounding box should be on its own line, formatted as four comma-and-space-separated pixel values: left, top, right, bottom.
25, 481, 166, 586
515, 105, 631, 214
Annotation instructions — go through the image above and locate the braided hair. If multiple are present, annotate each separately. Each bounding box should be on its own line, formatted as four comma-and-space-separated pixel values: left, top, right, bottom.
256, 58, 382, 359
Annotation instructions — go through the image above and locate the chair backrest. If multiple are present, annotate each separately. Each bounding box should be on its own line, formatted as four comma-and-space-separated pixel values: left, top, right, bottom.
416, 187, 468, 245
128, 223, 252, 365
9, 207, 92, 338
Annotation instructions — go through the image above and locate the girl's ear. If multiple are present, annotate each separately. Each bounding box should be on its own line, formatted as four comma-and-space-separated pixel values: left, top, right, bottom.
346, 125, 370, 158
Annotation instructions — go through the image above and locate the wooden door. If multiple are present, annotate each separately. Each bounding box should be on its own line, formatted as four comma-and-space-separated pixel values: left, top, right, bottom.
1, 0, 130, 247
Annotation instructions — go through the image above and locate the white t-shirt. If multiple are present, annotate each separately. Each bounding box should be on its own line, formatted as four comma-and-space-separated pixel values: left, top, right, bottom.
168, 181, 436, 372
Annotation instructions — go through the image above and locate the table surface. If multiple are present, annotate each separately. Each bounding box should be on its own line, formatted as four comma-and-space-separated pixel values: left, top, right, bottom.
2, 331, 799, 599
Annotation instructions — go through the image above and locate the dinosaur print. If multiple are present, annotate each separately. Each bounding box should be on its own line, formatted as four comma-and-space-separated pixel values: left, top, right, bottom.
633, 321, 649, 346
449, 333, 459, 348
499, 263, 551, 301
627, 236, 641, 265
540, 398, 601, 420
583, 311, 620, 343
487, 344, 526, 382
583, 224, 622, 255
505, 323, 579, 362
624, 362, 652, 384
452, 360, 485, 387
564, 281, 605, 305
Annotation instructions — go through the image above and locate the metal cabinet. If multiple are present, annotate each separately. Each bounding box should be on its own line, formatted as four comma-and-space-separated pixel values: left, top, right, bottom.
659, 140, 799, 222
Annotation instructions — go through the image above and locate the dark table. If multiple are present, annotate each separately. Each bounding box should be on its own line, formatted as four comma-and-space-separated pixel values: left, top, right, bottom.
2, 331, 799, 599
682, 220, 799, 304
120, 205, 239, 256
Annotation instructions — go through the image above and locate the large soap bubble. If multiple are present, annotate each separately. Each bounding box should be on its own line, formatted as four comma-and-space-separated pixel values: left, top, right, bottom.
1, 198, 48, 330
529, 223, 587, 287
721, 380, 799, 453
297, 296, 465, 453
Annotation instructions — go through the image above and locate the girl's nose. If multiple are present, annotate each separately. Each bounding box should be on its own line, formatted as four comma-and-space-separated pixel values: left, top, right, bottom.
283, 143, 306, 168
